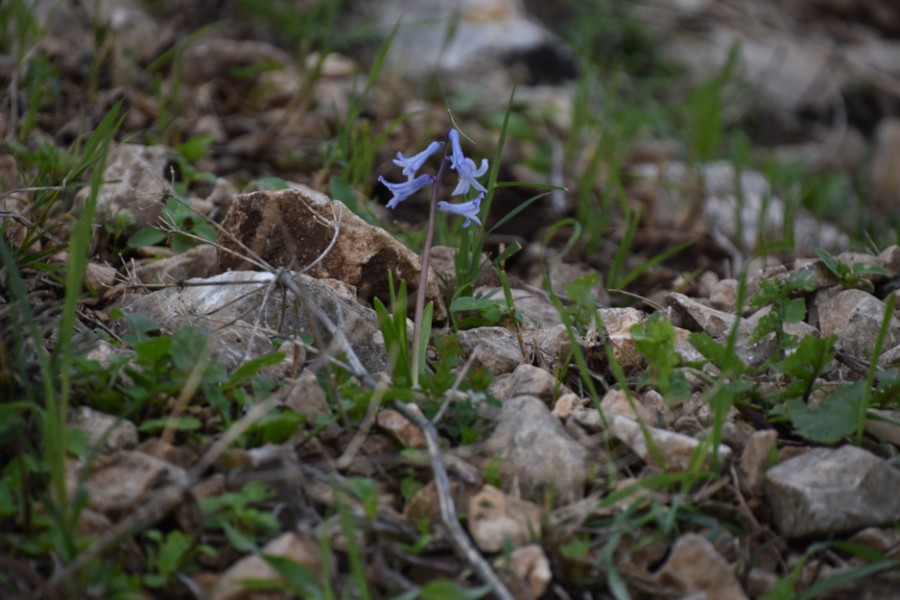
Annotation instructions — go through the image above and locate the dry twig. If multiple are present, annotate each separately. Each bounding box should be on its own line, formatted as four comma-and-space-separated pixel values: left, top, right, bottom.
391, 401, 514, 600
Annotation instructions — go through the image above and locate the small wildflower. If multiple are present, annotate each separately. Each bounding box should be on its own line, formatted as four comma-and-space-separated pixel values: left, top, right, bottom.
378, 173, 434, 209
448, 128, 488, 196
392, 141, 442, 179
437, 193, 483, 228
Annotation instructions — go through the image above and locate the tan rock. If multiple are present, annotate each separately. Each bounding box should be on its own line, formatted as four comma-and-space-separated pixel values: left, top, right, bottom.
864, 409, 900, 447
656, 533, 747, 600
600, 389, 653, 423
76, 143, 170, 232
484, 395, 588, 502
738, 429, 777, 496
281, 370, 339, 440
72, 450, 187, 516
217, 186, 445, 319
83, 262, 118, 294
495, 544, 552, 600
213, 532, 321, 600
490, 363, 563, 405
468, 485, 542, 554
597, 308, 648, 371
69, 406, 138, 452
552, 393, 587, 421
134, 244, 219, 284
404, 478, 480, 524
818, 289, 900, 356
377, 404, 427, 449
607, 414, 732, 472
115, 270, 390, 374
457, 326, 526, 375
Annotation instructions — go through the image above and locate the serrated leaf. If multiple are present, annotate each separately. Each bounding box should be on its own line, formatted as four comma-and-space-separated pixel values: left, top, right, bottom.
787, 381, 865, 444
775, 335, 835, 380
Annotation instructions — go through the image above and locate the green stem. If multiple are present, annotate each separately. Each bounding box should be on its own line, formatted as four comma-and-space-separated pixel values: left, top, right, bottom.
411, 144, 448, 388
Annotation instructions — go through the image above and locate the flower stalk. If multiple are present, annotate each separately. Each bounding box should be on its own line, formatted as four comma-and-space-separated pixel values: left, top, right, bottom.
377, 129, 489, 387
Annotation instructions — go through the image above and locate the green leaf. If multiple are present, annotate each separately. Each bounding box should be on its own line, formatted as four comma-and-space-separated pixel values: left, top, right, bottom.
419, 580, 491, 600
782, 298, 806, 323
156, 530, 194, 578
775, 335, 835, 380
127, 226, 167, 248
221, 520, 260, 553
786, 381, 865, 444
139, 416, 202, 434
229, 351, 286, 383
689, 331, 745, 374
170, 327, 210, 372
250, 410, 306, 444
134, 336, 173, 364
263, 554, 325, 599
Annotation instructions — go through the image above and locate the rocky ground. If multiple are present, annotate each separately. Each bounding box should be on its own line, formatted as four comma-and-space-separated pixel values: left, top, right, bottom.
3, 1, 900, 599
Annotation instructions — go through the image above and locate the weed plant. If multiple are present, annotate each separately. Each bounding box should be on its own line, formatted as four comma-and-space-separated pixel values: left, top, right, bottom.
2, 1, 900, 598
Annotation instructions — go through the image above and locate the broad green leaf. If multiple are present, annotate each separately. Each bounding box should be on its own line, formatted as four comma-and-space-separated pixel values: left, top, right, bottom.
782, 298, 806, 323
786, 381, 865, 444
127, 226, 167, 248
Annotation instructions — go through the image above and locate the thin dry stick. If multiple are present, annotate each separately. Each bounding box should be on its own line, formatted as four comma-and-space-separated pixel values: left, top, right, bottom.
390, 401, 514, 600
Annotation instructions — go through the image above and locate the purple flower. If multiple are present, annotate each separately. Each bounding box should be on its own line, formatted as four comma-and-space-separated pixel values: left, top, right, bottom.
437, 193, 483, 228
393, 141, 442, 179
448, 129, 488, 196
378, 174, 434, 209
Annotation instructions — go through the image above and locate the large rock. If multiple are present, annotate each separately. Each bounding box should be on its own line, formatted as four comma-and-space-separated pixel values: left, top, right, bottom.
482, 395, 588, 502
115, 270, 390, 373
70, 450, 187, 516
367, 0, 577, 88
457, 326, 528, 375
817, 289, 900, 357
217, 186, 445, 319
765, 445, 900, 538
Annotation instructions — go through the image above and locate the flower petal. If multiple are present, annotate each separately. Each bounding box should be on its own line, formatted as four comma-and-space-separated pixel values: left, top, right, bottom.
392, 141, 442, 179
448, 129, 489, 196
437, 193, 483, 227
379, 174, 434, 209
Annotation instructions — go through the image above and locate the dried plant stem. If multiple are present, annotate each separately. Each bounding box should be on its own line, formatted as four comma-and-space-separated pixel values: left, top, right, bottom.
391, 401, 514, 600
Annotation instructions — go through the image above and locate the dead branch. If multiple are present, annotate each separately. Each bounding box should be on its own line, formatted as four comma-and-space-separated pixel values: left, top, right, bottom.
391, 400, 515, 600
